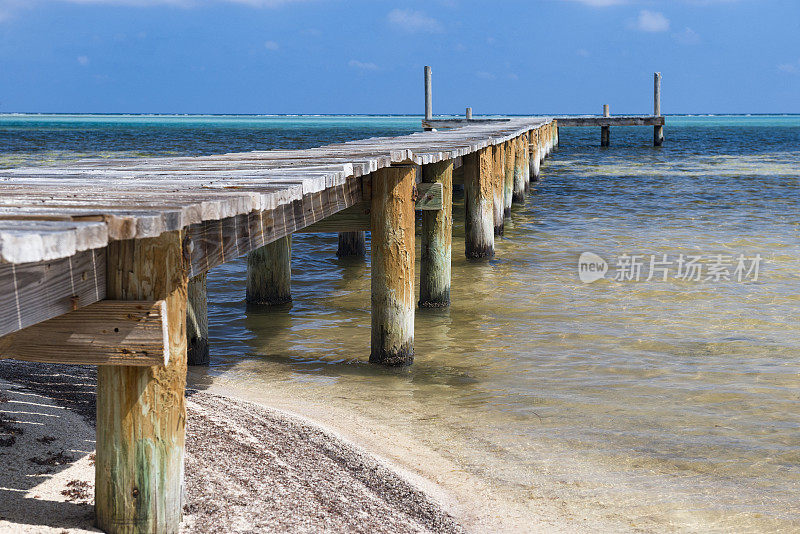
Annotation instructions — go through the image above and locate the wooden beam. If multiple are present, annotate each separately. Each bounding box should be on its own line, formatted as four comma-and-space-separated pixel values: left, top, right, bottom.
555, 116, 665, 127
0, 300, 168, 366
0, 248, 106, 338
414, 182, 444, 211
421, 118, 510, 129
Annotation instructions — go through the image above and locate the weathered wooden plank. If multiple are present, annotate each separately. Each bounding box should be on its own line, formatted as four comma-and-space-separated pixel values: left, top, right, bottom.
0, 220, 108, 264
0, 248, 106, 337
0, 300, 168, 366
415, 182, 444, 211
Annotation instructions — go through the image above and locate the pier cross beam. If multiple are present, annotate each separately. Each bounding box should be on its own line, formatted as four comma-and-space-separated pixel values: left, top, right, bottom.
96, 230, 188, 534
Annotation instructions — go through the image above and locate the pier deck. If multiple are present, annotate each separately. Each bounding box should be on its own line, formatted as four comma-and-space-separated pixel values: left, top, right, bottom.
0, 116, 558, 533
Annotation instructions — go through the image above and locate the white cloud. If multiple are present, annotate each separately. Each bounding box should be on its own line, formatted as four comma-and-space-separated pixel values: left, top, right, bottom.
673, 27, 700, 45
635, 10, 669, 32
778, 59, 800, 74
77, 55, 89, 65
387, 8, 442, 33
348, 59, 378, 71
263, 40, 279, 50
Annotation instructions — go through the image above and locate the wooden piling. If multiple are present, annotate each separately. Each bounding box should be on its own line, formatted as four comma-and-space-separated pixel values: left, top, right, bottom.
465, 107, 472, 120
370, 165, 415, 365
424, 66, 432, 122
529, 129, 541, 182
512, 136, 526, 203
463, 148, 494, 258
246, 237, 292, 305
503, 140, 515, 216
337, 231, 366, 257
187, 272, 209, 366
654, 72, 664, 146
601, 105, 611, 147
419, 159, 453, 308
96, 231, 188, 534
491, 143, 505, 234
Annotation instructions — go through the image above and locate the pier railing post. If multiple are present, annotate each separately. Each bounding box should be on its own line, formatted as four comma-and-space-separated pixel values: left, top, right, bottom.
601, 104, 611, 147
654, 72, 664, 146
503, 140, 515, 216
491, 143, 505, 234
512, 136, 526, 203
187, 272, 209, 365
96, 231, 188, 534
419, 159, 453, 308
337, 231, 366, 257
246, 237, 292, 305
464, 148, 494, 258
370, 165, 416, 365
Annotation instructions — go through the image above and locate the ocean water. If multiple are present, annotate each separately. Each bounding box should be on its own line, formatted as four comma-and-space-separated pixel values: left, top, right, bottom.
2, 114, 799, 532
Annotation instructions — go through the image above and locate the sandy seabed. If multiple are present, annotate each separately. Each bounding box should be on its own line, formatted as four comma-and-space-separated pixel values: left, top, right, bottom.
0, 362, 463, 533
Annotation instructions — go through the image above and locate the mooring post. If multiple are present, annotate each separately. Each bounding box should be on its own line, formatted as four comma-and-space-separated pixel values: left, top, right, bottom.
419, 159, 453, 308
491, 143, 505, 234
601, 104, 611, 147
466, 107, 472, 120
246, 237, 292, 305
187, 272, 209, 365
96, 231, 188, 534
337, 231, 366, 257
512, 136, 526, 203
423, 65, 433, 131
654, 72, 664, 146
463, 148, 494, 258
503, 140, 515, 216
370, 165, 416, 365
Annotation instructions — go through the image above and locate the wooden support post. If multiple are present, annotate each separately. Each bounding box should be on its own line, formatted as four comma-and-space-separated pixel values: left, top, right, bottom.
337, 231, 366, 257
521, 133, 531, 192
654, 72, 664, 146
419, 160, 452, 308
491, 144, 505, 234
187, 273, 209, 366
601, 105, 611, 147
246, 237, 292, 305
465, 107, 472, 120
555, 121, 560, 147
424, 66, 433, 128
463, 148, 494, 258
370, 165, 416, 365
539, 126, 547, 163
512, 136, 527, 203
96, 231, 188, 534
530, 129, 541, 182
503, 140, 515, 216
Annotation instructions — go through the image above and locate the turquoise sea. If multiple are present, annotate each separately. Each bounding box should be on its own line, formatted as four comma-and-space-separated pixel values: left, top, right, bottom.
1, 114, 799, 532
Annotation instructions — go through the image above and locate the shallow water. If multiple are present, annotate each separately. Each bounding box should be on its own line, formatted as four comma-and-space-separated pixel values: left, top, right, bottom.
3, 114, 799, 532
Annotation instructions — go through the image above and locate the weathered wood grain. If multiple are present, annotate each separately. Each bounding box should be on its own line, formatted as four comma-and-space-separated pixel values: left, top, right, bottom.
419, 160, 453, 308
96, 231, 188, 534
0, 300, 168, 366
370, 165, 416, 365
0, 248, 106, 337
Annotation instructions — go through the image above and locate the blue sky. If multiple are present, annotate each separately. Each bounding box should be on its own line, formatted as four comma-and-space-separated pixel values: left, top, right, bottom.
0, 0, 798, 114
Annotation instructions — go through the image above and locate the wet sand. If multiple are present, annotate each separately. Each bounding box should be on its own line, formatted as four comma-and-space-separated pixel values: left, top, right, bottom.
0, 361, 464, 533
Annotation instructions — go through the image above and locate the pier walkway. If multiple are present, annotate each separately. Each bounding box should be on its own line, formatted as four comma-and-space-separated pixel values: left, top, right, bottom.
0, 116, 557, 533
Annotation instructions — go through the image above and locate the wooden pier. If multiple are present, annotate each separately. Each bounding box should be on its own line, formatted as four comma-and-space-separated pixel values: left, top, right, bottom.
0, 116, 558, 533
